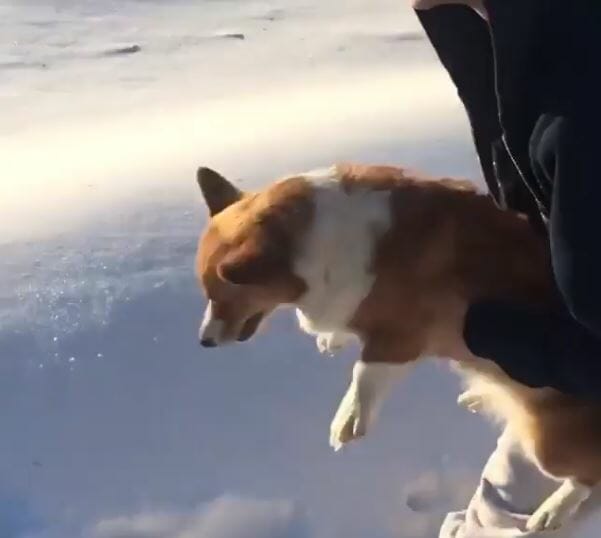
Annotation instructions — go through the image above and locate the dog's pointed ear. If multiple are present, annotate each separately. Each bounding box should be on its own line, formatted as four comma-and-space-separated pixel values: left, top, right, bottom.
197, 167, 243, 216
217, 240, 280, 286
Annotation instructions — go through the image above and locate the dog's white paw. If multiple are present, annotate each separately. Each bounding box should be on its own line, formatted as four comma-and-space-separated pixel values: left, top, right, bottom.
316, 333, 335, 355
526, 479, 590, 533
329, 387, 367, 451
457, 390, 483, 414
526, 492, 579, 532
316, 332, 351, 356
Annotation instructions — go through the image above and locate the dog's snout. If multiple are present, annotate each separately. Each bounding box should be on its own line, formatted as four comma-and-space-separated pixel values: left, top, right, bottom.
200, 337, 217, 348
199, 301, 223, 348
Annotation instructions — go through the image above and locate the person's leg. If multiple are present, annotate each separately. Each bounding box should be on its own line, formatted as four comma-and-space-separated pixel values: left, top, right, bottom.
439, 428, 570, 537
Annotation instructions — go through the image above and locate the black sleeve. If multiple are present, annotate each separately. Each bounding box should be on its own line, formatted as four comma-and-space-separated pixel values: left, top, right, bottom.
463, 110, 601, 399
415, 7, 540, 223
464, 300, 601, 399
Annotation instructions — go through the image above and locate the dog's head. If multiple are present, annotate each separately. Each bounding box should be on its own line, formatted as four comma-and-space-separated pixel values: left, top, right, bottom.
194, 167, 309, 347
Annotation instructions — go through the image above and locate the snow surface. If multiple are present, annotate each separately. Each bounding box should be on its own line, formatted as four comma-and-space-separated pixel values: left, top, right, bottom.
0, 0, 544, 537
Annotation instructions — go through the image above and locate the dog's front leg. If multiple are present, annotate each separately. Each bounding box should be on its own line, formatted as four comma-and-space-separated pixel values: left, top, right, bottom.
316, 332, 354, 356
457, 389, 484, 414
329, 360, 410, 451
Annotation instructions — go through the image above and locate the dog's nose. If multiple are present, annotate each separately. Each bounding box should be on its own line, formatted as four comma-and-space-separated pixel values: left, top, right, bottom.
200, 337, 217, 348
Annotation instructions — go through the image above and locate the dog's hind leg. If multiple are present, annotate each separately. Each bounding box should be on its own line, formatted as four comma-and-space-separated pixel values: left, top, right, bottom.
526, 478, 592, 531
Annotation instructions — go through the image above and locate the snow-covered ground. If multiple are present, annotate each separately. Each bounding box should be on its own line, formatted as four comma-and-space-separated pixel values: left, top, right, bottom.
1, 1, 508, 537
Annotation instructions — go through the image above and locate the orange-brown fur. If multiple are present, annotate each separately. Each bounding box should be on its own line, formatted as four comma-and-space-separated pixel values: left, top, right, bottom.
196, 163, 601, 486
337, 165, 601, 486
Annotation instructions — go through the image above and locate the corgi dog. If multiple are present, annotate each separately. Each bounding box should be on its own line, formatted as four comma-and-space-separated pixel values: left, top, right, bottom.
194, 163, 601, 532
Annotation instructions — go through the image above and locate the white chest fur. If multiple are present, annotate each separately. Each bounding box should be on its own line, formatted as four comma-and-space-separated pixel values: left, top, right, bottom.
293, 168, 391, 342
